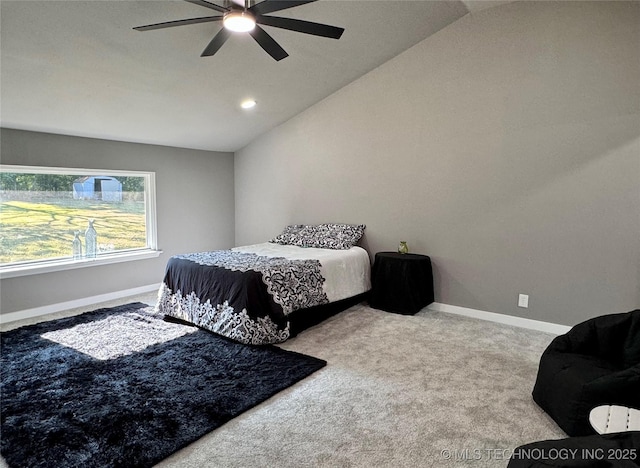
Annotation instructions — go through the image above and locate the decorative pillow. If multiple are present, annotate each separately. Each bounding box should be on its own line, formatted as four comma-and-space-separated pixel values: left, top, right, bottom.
270, 224, 306, 245
293, 223, 366, 250
270, 223, 366, 249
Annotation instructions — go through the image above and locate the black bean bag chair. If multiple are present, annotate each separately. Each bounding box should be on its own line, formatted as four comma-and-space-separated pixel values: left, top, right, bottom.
532, 309, 640, 436
507, 431, 640, 468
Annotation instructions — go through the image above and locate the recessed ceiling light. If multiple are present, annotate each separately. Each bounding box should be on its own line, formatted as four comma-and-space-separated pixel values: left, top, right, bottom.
241, 99, 256, 109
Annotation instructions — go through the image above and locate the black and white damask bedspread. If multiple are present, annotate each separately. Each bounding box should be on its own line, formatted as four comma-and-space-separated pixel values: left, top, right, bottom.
157, 243, 371, 345
157, 251, 329, 345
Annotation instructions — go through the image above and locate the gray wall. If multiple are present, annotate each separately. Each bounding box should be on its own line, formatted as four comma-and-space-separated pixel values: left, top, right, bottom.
1, 128, 235, 314
235, 1, 640, 326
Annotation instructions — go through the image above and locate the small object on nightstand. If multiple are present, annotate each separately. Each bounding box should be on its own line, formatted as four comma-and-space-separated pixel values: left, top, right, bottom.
398, 241, 409, 254
369, 251, 434, 315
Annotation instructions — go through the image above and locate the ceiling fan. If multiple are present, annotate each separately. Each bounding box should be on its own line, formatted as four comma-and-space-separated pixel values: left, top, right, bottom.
134, 0, 344, 61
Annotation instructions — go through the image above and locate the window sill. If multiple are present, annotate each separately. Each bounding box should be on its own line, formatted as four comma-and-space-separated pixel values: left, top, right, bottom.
0, 249, 163, 279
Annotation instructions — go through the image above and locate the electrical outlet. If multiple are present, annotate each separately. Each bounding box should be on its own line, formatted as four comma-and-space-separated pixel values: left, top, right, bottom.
518, 294, 529, 308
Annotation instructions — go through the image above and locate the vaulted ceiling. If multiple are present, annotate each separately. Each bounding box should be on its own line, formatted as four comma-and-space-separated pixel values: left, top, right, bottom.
0, 0, 509, 152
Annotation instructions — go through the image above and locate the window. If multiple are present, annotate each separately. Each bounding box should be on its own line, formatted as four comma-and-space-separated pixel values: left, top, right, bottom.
0, 165, 160, 278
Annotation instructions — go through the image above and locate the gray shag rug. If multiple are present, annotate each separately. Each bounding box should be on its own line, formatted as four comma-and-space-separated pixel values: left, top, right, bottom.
0, 303, 326, 468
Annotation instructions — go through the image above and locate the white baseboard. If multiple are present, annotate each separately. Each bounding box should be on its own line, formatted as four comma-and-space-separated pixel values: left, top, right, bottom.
426, 302, 572, 335
0, 283, 161, 324
1, 290, 574, 335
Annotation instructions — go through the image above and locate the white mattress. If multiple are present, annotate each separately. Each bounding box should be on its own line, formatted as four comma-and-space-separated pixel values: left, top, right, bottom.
233, 242, 371, 304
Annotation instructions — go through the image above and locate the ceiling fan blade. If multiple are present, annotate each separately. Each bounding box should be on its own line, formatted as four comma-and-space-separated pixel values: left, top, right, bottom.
249, 25, 288, 61
250, 0, 317, 16
257, 15, 343, 39
201, 28, 231, 56
184, 0, 229, 13
134, 16, 222, 32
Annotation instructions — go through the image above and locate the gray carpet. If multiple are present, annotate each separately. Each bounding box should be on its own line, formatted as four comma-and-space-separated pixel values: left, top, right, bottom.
1, 298, 567, 467
159, 303, 566, 467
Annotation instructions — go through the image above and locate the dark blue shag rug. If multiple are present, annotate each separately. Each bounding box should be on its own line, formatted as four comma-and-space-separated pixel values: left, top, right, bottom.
1, 303, 326, 468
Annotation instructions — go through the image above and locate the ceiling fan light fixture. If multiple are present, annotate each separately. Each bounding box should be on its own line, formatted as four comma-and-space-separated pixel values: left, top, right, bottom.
135, 0, 345, 61
223, 11, 256, 33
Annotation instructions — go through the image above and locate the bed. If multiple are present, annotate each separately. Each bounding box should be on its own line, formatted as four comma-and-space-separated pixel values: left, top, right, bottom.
156, 224, 371, 345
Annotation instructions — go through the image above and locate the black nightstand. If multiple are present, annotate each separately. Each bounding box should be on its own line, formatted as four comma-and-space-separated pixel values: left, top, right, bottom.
369, 252, 434, 315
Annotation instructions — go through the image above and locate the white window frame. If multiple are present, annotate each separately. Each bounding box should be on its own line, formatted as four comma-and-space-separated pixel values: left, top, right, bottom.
0, 165, 161, 279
